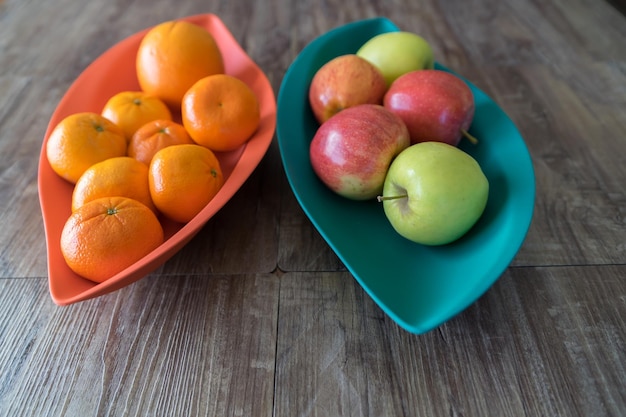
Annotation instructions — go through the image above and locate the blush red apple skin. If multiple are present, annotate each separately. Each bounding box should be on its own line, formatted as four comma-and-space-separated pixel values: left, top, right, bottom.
309, 104, 410, 200
384, 69, 475, 146
309, 54, 387, 124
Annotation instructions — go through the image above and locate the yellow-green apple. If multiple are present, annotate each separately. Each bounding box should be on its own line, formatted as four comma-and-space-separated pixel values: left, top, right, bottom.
310, 104, 410, 200
384, 69, 476, 146
356, 31, 435, 87
378, 142, 489, 245
309, 54, 387, 124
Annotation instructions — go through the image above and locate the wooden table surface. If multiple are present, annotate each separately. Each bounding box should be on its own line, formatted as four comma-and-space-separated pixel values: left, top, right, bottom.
1, 0, 625, 415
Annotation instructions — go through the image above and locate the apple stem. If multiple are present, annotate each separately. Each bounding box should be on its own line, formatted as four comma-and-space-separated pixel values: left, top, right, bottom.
461, 129, 479, 145
376, 194, 408, 202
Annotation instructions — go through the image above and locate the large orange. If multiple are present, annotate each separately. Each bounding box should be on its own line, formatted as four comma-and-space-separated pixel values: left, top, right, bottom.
60, 196, 164, 283
149, 144, 224, 223
71, 156, 156, 213
128, 119, 194, 165
182, 74, 260, 152
136, 20, 225, 109
101, 91, 172, 140
46, 112, 127, 184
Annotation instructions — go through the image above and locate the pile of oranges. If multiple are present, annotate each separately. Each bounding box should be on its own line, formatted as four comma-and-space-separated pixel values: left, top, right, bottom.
46, 19, 261, 283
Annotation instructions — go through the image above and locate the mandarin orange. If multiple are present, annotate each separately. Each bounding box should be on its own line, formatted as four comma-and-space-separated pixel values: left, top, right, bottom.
60, 196, 164, 283
148, 144, 224, 223
128, 119, 194, 165
101, 91, 172, 140
136, 20, 225, 109
46, 112, 127, 184
181, 74, 260, 152
71, 156, 156, 213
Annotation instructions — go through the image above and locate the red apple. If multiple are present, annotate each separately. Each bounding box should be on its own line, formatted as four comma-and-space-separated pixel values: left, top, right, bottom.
309, 104, 410, 200
309, 54, 387, 124
383, 69, 476, 146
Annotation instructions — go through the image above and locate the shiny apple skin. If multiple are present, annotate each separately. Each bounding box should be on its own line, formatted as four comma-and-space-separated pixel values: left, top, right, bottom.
309, 104, 410, 200
384, 69, 474, 146
356, 31, 435, 87
309, 54, 387, 124
381, 142, 489, 245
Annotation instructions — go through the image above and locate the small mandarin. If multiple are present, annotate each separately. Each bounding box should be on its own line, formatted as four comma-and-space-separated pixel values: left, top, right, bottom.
101, 91, 172, 140
128, 119, 194, 165
71, 156, 156, 213
149, 144, 224, 223
60, 196, 164, 283
46, 112, 127, 184
182, 74, 260, 152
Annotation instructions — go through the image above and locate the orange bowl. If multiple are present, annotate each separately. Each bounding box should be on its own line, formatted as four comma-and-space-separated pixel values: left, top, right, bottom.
38, 14, 276, 305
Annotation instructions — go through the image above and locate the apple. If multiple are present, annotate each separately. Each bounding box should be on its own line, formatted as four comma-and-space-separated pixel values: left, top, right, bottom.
384, 69, 477, 146
309, 54, 387, 124
356, 31, 435, 87
310, 104, 410, 200
377, 141, 489, 245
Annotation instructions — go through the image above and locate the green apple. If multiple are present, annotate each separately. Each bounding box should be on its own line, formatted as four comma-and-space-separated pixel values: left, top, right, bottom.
356, 31, 435, 87
377, 142, 489, 245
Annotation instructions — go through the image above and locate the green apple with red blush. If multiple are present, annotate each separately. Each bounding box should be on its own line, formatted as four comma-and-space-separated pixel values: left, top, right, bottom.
384, 69, 478, 146
309, 104, 410, 200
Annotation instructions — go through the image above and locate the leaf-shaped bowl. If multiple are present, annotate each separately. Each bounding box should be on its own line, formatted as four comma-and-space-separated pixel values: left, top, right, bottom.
276, 17, 535, 334
38, 14, 276, 305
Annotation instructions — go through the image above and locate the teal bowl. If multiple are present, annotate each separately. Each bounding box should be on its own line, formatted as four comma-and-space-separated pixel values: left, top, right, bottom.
276, 17, 535, 334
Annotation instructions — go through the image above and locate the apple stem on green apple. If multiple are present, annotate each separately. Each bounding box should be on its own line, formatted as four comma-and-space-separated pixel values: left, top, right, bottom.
461, 129, 479, 145
376, 194, 408, 202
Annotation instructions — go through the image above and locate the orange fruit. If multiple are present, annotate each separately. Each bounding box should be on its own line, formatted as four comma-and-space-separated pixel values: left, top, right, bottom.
136, 20, 225, 109
60, 196, 164, 283
46, 112, 127, 184
72, 156, 156, 213
149, 144, 224, 223
182, 74, 260, 152
101, 91, 172, 140
128, 119, 194, 165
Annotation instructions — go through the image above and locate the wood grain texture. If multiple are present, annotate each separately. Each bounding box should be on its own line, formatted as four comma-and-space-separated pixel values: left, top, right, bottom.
0, 274, 279, 416
276, 267, 626, 417
0, 0, 625, 415
1, 267, 622, 416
